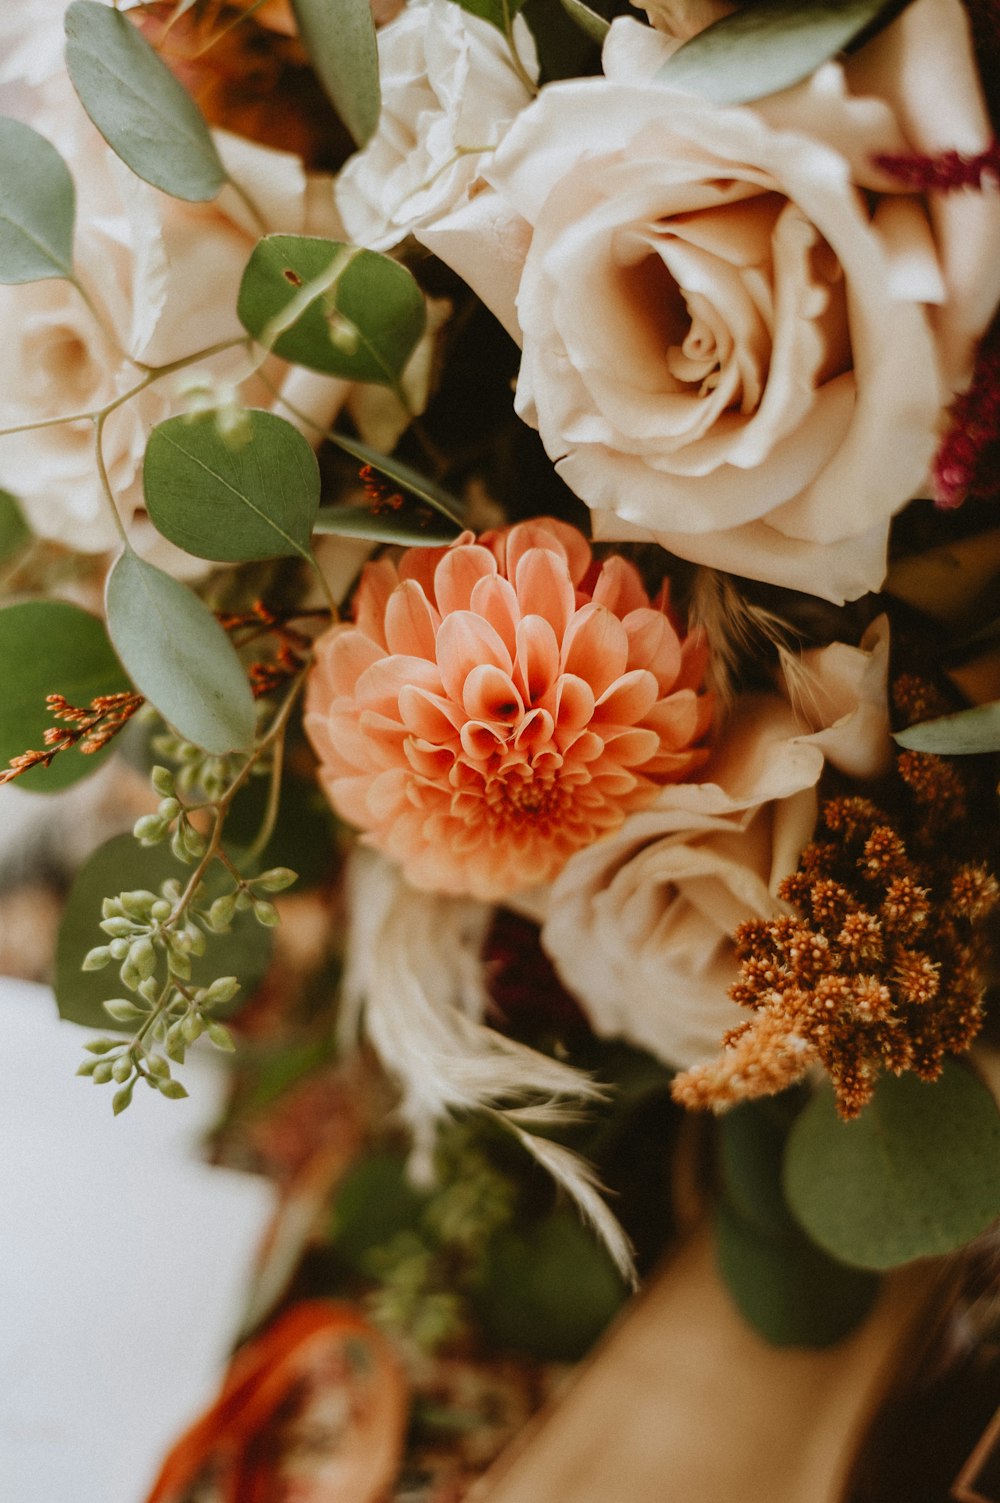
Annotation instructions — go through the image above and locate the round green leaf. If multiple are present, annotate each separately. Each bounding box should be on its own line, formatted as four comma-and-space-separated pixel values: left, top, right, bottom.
64, 1, 226, 202
0, 118, 75, 284
330, 1152, 432, 1272
105, 551, 255, 756
452, 0, 528, 31
717, 1098, 800, 1238
656, 0, 911, 106
715, 1201, 880, 1348
326, 431, 464, 524
784, 1064, 1000, 1271
0, 489, 31, 564
894, 700, 1000, 756
143, 411, 321, 563
237, 235, 426, 386
291, 0, 380, 148
471, 1208, 627, 1361
0, 600, 129, 791
55, 834, 273, 1030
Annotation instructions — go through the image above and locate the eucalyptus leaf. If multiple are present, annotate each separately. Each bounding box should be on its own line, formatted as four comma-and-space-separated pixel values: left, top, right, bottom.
327, 431, 464, 525
313, 504, 461, 548
471, 1208, 627, 1361
784, 1064, 1000, 1270
0, 118, 75, 284
0, 600, 130, 791
290, 0, 380, 147
450, 0, 527, 31
237, 235, 425, 387
56, 834, 273, 1030
656, 0, 911, 106
715, 1200, 880, 1348
557, 0, 609, 43
105, 551, 255, 755
143, 410, 320, 563
717, 1098, 800, 1238
0, 489, 31, 564
893, 700, 1000, 756
64, 1, 226, 201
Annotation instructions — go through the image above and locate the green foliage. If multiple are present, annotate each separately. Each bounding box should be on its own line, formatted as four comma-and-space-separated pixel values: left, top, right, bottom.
714, 1101, 879, 1347
237, 235, 426, 387
449, 0, 528, 32
331, 1152, 433, 1274
656, 0, 912, 105
893, 700, 1000, 755
471, 1208, 627, 1360
63, 1, 226, 201
0, 600, 129, 791
313, 503, 462, 548
0, 119, 75, 284
290, 0, 380, 148
56, 833, 274, 1030
326, 431, 465, 526
105, 551, 256, 755
0, 490, 30, 564
714, 1201, 880, 1349
556, 0, 609, 43
143, 410, 321, 563
783, 1064, 1000, 1270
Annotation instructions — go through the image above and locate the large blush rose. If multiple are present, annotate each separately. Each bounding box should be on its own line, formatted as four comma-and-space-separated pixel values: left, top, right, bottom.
420, 0, 1000, 602
524, 619, 891, 1068
335, 0, 537, 252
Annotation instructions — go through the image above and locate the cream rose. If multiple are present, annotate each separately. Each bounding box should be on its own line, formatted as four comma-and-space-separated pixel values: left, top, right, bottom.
0, 9, 347, 567
527, 619, 891, 1069
420, 0, 1000, 602
335, 0, 538, 252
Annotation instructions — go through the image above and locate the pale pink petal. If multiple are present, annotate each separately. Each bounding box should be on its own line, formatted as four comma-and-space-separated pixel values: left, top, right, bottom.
384, 579, 440, 659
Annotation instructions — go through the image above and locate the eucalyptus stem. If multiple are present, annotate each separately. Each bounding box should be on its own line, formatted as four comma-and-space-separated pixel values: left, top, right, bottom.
93, 412, 131, 548
502, 0, 537, 96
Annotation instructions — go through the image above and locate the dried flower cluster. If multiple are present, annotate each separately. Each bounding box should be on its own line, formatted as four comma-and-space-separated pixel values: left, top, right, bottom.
0, 691, 144, 785
673, 749, 999, 1119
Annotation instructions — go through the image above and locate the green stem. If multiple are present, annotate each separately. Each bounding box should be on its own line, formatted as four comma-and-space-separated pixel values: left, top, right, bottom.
241, 726, 286, 867
93, 412, 131, 549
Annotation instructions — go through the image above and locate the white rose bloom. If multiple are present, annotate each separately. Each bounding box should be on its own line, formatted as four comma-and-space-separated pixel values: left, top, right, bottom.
336, 0, 538, 252
531, 619, 892, 1069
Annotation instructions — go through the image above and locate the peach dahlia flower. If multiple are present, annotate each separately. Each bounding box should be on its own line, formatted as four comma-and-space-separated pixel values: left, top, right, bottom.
305, 519, 712, 900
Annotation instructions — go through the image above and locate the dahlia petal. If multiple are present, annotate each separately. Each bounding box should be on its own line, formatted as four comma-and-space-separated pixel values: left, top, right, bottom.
551, 673, 596, 731
323, 774, 371, 826
460, 719, 509, 759
366, 767, 412, 822
591, 556, 650, 616
514, 614, 561, 705
398, 544, 449, 604
593, 668, 660, 726
598, 725, 662, 767
514, 706, 556, 751
353, 558, 399, 648
676, 629, 710, 693
623, 609, 683, 693
514, 547, 577, 639
462, 663, 524, 723
436, 611, 513, 701
470, 574, 520, 655
644, 690, 704, 749
404, 739, 457, 779
356, 654, 443, 715
562, 603, 630, 694
397, 684, 463, 742
321, 629, 387, 699
325, 713, 392, 772
434, 543, 499, 615
384, 579, 441, 660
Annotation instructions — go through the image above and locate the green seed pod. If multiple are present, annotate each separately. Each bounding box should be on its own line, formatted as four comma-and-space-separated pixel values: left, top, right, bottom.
207, 894, 237, 932
129, 937, 157, 979
91, 1061, 114, 1085
108, 938, 130, 961
111, 1055, 133, 1084
206, 1021, 236, 1052
133, 814, 167, 845
82, 946, 113, 972
151, 766, 175, 797
103, 998, 145, 1023
112, 1082, 135, 1115
255, 867, 298, 894
203, 976, 240, 1007
252, 899, 280, 928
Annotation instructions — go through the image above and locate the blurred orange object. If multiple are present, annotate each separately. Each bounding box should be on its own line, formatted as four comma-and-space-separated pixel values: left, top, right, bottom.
145, 1300, 408, 1503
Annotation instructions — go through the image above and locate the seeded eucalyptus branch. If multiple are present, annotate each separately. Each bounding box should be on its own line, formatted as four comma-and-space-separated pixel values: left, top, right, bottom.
77, 679, 304, 1112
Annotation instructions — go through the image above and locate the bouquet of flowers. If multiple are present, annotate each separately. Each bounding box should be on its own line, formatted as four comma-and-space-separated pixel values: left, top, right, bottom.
3, 0, 1000, 1492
